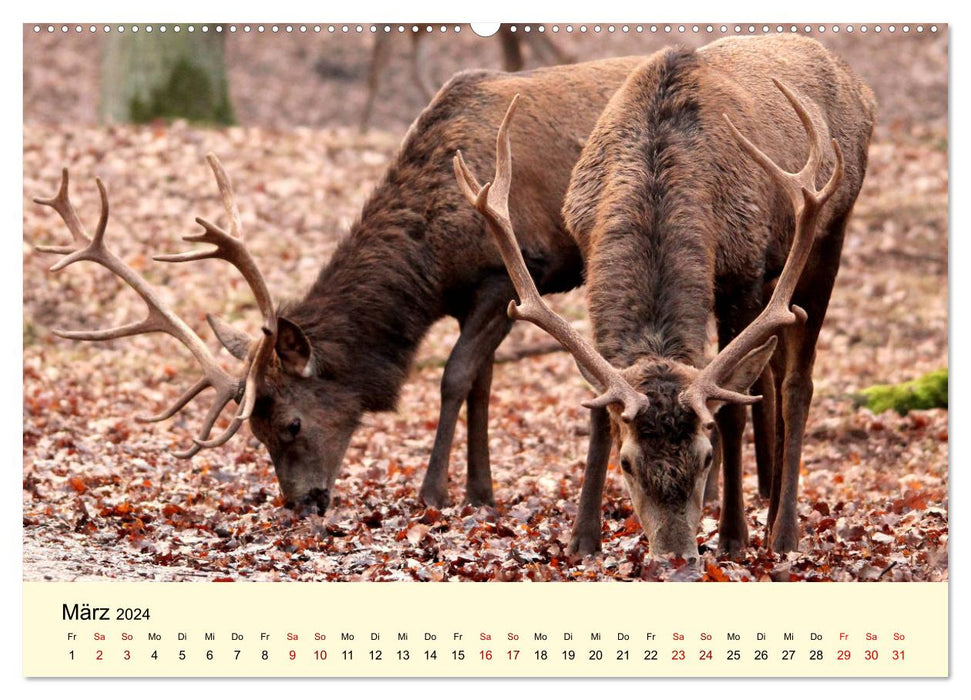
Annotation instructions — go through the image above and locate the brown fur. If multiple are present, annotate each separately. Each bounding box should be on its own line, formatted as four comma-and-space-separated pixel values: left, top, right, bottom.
250, 57, 645, 513
564, 35, 875, 556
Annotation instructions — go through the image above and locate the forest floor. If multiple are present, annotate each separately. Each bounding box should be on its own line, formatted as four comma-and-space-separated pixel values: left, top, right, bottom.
22, 25, 948, 581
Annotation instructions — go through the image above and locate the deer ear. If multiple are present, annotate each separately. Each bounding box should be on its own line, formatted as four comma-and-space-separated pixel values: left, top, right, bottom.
275, 317, 316, 378
206, 314, 253, 361
718, 336, 777, 398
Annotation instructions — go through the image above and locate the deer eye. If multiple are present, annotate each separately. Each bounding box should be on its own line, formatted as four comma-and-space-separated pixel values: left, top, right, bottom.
620, 456, 633, 474
286, 418, 301, 437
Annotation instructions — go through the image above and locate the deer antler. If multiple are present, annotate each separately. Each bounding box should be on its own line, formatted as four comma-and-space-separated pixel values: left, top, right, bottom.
152, 154, 278, 449
154, 155, 276, 336
34, 154, 275, 458
679, 79, 845, 429
453, 95, 649, 422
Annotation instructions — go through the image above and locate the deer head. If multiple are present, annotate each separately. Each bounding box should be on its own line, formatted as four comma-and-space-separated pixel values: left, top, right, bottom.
35, 154, 352, 516
454, 86, 843, 561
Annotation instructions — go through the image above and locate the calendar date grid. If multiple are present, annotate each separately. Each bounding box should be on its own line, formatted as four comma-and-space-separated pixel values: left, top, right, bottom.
24, 582, 946, 677
61, 626, 913, 674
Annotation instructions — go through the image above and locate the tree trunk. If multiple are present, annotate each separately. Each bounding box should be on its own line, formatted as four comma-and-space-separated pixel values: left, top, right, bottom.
101, 27, 235, 125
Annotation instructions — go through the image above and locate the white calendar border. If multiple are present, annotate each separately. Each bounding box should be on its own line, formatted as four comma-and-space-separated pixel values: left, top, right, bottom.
7, 0, 960, 696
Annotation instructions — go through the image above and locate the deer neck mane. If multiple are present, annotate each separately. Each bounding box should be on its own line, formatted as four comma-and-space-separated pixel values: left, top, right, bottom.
586, 223, 713, 372
284, 202, 445, 411
585, 50, 714, 372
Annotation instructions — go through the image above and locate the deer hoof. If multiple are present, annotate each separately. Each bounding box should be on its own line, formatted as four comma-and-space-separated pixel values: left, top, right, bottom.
769, 524, 801, 553
717, 527, 749, 556
418, 486, 450, 510
567, 531, 603, 557
718, 538, 746, 556
464, 490, 496, 508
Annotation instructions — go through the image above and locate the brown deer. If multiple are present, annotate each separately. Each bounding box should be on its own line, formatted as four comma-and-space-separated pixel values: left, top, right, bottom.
360, 25, 574, 132
35, 56, 642, 518
454, 35, 874, 558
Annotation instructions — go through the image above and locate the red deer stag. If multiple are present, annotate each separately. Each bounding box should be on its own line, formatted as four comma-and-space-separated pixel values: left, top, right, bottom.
454, 35, 874, 558
36, 57, 642, 517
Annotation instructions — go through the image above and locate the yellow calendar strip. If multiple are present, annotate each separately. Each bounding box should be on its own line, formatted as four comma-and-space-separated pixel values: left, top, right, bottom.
23, 582, 947, 677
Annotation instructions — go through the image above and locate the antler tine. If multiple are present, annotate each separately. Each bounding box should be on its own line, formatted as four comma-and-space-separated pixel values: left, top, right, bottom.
35, 173, 208, 360
172, 335, 273, 456
33, 169, 90, 247
192, 331, 271, 448
191, 387, 252, 450
681, 80, 845, 429
35, 167, 252, 458
454, 95, 649, 423
721, 79, 842, 213
34, 174, 109, 272
206, 152, 243, 239
136, 377, 210, 423
154, 153, 276, 334
171, 391, 234, 459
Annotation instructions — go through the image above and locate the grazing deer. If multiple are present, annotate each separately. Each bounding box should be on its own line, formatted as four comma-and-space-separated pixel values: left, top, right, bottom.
35, 56, 642, 517
360, 25, 574, 132
454, 35, 874, 559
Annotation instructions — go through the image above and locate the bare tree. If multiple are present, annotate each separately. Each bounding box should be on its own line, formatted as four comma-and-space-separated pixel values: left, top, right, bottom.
360, 25, 574, 133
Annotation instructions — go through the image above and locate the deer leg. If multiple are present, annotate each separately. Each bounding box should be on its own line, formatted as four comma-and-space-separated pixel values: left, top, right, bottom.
713, 291, 763, 554
567, 406, 612, 556
767, 347, 787, 534
770, 327, 814, 552
771, 322, 831, 552
753, 279, 780, 501
465, 357, 496, 506
419, 281, 513, 508
716, 402, 748, 554
751, 365, 776, 499
360, 33, 392, 133
770, 217, 848, 553
703, 425, 721, 503
715, 282, 762, 554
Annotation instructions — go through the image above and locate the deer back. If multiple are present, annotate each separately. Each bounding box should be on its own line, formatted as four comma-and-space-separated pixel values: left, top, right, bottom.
350, 56, 646, 299
564, 35, 875, 368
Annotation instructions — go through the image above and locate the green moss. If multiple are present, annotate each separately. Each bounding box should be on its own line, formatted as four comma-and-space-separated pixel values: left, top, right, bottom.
857, 368, 948, 415
128, 56, 235, 125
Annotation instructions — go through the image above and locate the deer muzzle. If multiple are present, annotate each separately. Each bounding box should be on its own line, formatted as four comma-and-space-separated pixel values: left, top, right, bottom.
287, 488, 330, 518
646, 524, 702, 565
628, 486, 705, 566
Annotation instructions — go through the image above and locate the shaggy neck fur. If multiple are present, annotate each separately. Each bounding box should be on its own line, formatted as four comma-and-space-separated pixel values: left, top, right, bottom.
586, 48, 714, 371
283, 184, 446, 412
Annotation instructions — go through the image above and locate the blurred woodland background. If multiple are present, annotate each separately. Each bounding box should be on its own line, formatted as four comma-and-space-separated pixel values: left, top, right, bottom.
23, 25, 948, 581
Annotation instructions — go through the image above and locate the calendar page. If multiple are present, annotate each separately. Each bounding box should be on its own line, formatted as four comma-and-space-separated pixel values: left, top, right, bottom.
21, 17, 949, 681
